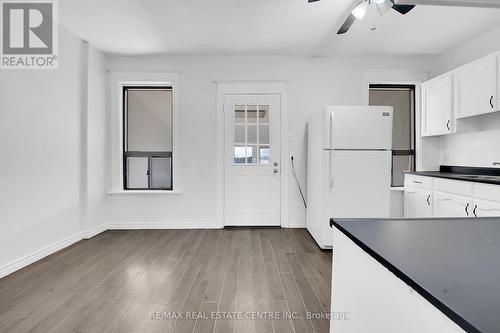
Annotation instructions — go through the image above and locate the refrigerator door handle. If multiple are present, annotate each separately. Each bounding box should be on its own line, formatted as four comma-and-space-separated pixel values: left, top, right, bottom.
329, 112, 333, 149
329, 150, 334, 188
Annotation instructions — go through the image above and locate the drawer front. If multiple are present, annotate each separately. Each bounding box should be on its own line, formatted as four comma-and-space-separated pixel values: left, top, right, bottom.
404, 175, 432, 189
433, 178, 473, 197
473, 183, 500, 202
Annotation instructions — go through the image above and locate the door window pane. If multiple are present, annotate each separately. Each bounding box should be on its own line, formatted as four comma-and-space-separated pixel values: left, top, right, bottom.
259, 125, 269, 145
233, 103, 271, 165
234, 146, 246, 164
247, 125, 257, 144
247, 105, 257, 123
151, 157, 172, 189
247, 145, 258, 164
126, 157, 149, 189
234, 125, 245, 144
259, 105, 270, 123
235, 105, 245, 124
259, 146, 270, 164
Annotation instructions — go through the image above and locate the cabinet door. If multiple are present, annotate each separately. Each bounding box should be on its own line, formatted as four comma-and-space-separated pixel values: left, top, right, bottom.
473, 199, 500, 217
433, 191, 472, 218
455, 56, 497, 119
422, 74, 454, 137
404, 186, 432, 218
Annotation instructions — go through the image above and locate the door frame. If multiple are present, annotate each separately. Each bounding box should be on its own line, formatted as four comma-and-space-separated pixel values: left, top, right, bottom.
215, 81, 289, 228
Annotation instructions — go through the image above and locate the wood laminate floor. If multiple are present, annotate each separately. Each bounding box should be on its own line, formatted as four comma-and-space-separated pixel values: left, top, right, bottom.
0, 229, 332, 333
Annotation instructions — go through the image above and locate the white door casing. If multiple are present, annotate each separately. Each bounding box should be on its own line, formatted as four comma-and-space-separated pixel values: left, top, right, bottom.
223, 94, 281, 226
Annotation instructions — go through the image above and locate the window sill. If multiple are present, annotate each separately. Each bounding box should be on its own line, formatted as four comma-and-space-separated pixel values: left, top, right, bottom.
108, 190, 183, 195
391, 187, 405, 192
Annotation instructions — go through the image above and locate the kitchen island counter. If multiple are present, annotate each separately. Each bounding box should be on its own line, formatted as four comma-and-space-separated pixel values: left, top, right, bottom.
329, 217, 500, 333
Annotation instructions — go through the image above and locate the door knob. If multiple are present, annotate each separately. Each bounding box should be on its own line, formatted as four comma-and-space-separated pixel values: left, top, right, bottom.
273, 162, 279, 167
273, 169, 279, 174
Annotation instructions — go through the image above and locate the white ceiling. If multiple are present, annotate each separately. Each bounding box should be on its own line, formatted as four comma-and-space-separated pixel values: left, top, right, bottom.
59, 0, 500, 56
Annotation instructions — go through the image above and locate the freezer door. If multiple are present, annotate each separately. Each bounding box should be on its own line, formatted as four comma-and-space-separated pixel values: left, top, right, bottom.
323, 150, 392, 246
323, 106, 393, 150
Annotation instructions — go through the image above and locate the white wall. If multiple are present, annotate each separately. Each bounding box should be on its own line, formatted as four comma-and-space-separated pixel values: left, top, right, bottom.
0, 28, 86, 275
106, 54, 436, 227
0, 29, 108, 277
431, 27, 500, 168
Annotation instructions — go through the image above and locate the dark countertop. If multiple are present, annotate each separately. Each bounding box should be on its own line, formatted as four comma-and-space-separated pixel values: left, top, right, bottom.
404, 165, 500, 185
330, 217, 500, 333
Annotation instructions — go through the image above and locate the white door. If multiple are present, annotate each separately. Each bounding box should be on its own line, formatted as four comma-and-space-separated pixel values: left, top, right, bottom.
404, 186, 433, 218
455, 56, 497, 119
224, 94, 281, 226
433, 191, 472, 218
422, 74, 454, 137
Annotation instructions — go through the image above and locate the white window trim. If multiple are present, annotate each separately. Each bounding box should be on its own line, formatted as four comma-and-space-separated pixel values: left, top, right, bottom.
109, 72, 181, 193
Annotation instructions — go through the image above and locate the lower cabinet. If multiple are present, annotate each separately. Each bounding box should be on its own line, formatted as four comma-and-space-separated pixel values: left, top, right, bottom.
473, 199, 500, 217
404, 186, 432, 218
404, 175, 500, 219
433, 192, 472, 218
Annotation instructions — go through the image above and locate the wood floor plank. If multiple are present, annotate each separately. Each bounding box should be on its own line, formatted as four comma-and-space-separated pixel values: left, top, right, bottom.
280, 272, 315, 333
251, 254, 273, 333
214, 248, 239, 333
286, 253, 329, 333
271, 300, 295, 333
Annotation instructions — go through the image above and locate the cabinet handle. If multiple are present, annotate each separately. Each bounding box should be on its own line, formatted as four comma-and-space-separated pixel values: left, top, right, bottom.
446, 120, 451, 131
490, 96, 494, 109
473, 205, 478, 217
412, 180, 422, 184
426, 195, 431, 206
465, 203, 469, 216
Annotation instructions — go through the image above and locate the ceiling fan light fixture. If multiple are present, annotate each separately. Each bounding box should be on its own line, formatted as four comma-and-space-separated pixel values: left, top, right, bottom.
373, 0, 386, 3
376, 0, 394, 15
351, 1, 369, 20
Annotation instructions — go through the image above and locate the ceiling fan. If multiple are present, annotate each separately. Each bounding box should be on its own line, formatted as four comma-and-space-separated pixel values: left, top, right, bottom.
334, 0, 415, 34
308, 0, 500, 35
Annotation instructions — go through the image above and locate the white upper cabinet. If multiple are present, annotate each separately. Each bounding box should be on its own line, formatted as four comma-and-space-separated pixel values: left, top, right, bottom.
422, 74, 454, 137
454, 55, 497, 119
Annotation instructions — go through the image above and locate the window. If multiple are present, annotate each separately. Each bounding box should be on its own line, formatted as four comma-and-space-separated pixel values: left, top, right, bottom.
369, 85, 416, 187
233, 104, 270, 164
123, 87, 173, 190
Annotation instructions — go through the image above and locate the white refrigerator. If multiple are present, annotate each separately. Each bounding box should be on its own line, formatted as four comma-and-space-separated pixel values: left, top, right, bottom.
306, 106, 393, 249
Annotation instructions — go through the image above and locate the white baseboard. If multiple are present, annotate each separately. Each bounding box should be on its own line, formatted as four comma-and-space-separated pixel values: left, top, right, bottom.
0, 231, 85, 279
84, 224, 108, 239
287, 220, 306, 228
107, 222, 220, 230
0, 223, 109, 279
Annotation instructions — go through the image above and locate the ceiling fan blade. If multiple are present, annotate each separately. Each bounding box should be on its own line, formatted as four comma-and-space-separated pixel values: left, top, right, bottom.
392, 3, 415, 14
337, 13, 356, 34
308, 0, 321, 2
376, 0, 394, 15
